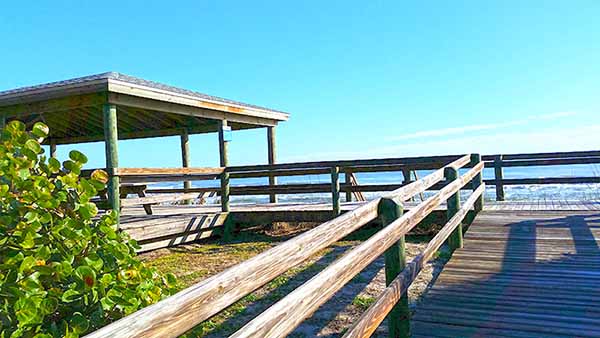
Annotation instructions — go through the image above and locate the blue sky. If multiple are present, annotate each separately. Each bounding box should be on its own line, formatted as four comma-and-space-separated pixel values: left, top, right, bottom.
1, 1, 599, 168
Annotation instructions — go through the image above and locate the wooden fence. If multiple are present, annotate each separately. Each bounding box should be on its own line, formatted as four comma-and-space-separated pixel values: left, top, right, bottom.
85, 154, 484, 338
103, 150, 600, 212
481, 150, 600, 201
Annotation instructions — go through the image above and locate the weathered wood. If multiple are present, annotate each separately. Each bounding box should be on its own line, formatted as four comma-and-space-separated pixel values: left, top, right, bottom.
49, 140, 57, 158
412, 208, 600, 337
103, 103, 120, 224
347, 171, 367, 201
482, 150, 600, 161
267, 126, 277, 203
227, 154, 466, 172
378, 198, 409, 338
85, 156, 464, 338
493, 155, 505, 201
445, 167, 462, 250
470, 154, 483, 212
344, 184, 485, 338
85, 200, 380, 338
485, 177, 600, 186
230, 160, 480, 338
119, 193, 199, 207
345, 172, 353, 202
491, 156, 600, 167
115, 167, 224, 176
180, 128, 192, 204
0, 112, 6, 129
219, 120, 230, 213
331, 166, 341, 216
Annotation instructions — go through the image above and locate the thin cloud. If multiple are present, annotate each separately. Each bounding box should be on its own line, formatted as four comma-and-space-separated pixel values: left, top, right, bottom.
387, 111, 576, 141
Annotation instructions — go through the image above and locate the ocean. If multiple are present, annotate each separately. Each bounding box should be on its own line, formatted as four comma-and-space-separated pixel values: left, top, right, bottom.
148, 164, 600, 204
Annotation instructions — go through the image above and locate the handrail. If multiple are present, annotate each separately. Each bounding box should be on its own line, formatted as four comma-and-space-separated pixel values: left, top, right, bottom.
343, 183, 486, 338
84, 154, 471, 338
229, 160, 483, 338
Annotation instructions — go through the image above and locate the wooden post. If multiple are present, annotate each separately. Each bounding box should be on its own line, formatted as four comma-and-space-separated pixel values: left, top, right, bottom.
218, 120, 230, 212
103, 103, 120, 225
402, 168, 414, 202
378, 198, 409, 338
445, 167, 462, 250
344, 172, 352, 202
331, 166, 341, 216
471, 153, 483, 212
267, 126, 277, 203
494, 155, 505, 201
180, 128, 192, 204
50, 141, 57, 158
0, 112, 6, 130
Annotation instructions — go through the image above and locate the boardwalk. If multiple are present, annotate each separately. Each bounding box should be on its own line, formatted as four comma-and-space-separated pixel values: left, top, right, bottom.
412, 210, 600, 337
119, 200, 600, 251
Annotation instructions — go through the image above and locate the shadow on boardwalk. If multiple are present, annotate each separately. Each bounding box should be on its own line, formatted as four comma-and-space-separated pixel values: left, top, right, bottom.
412, 212, 600, 338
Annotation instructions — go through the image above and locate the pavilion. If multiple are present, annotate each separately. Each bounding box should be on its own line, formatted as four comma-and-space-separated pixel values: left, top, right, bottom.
0, 72, 289, 219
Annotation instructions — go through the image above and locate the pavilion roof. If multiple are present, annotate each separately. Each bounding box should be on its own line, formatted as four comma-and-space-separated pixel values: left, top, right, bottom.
0, 72, 289, 144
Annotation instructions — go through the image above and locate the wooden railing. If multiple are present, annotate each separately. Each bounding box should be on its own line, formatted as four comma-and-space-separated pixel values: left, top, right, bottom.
85, 154, 485, 338
481, 150, 600, 201
106, 150, 600, 212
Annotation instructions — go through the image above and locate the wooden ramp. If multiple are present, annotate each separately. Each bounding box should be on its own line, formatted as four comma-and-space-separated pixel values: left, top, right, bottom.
412, 210, 600, 337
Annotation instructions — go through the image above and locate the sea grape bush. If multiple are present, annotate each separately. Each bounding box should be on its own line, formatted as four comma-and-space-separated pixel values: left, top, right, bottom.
0, 121, 176, 338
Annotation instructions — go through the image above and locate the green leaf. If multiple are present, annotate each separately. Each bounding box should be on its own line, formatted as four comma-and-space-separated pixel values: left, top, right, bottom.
25, 139, 42, 154
91, 169, 109, 184
48, 157, 61, 173
75, 266, 96, 288
61, 289, 81, 303
40, 297, 58, 315
31, 122, 49, 138
70, 312, 89, 334
68, 150, 88, 164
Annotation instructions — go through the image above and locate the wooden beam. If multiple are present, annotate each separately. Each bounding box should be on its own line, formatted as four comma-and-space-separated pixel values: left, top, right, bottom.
0, 112, 5, 130
471, 153, 483, 212
378, 198, 409, 338
345, 172, 353, 202
49, 141, 57, 158
108, 92, 280, 127
267, 126, 277, 203
493, 155, 505, 201
445, 166, 462, 250
331, 166, 341, 216
180, 128, 191, 204
219, 120, 230, 213
0, 92, 107, 116
103, 103, 120, 225
47, 123, 218, 145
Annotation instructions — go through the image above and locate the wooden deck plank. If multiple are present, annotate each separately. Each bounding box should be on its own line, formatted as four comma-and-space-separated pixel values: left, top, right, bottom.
412, 209, 600, 337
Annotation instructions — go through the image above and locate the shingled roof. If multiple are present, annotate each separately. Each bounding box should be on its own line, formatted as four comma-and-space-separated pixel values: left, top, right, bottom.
0, 72, 289, 144
0, 72, 286, 115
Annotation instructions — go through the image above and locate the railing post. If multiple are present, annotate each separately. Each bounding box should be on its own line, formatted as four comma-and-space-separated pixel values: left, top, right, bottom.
471, 153, 483, 212
103, 103, 120, 226
331, 166, 341, 216
445, 167, 462, 250
493, 154, 505, 201
219, 120, 230, 212
378, 198, 409, 338
401, 168, 413, 201
267, 126, 278, 203
344, 171, 353, 202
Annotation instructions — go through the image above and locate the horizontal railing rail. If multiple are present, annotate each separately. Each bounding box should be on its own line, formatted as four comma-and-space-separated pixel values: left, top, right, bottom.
344, 183, 486, 338
84, 154, 474, 338
88, 149, 600, 214
229, 157, 483, 338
